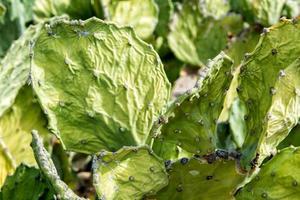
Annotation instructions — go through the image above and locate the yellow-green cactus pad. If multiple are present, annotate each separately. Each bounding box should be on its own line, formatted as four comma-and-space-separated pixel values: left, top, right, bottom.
101, 0, 159, 39
229, 0, 286, 26
154, 157, 245, 200
92, 146, 168, 200
33, 0, 94, 22
0, 164, 55, 200
30, 17, 171, 153
151, 52, 234, 160
168, 1, 239, 66
236, 147, 300, 200
237, 18, 300, 169
0, 86, 50, 187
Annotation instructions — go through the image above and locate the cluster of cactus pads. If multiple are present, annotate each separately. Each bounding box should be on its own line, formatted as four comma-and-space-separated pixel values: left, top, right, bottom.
1, 0, 300, 200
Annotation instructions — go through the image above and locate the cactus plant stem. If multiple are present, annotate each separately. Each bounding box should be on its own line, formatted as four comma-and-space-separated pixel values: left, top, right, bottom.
30, 130, 86, 200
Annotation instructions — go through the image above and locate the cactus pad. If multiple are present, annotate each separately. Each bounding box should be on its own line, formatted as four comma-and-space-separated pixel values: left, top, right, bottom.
0, 86, 49, 187
30, 18, 171, 154
154, 157, 245, 200
92, 146, 168, 200
0, 164, 55, 200
152, 52, 234, 160
168, 1, 228, 66
101, 0, 158, 39
154, 0, 173, 38
33, 0, 94, 22
237, 18, 300, 170
236, 147, 300, 199
229, 0, 286, 26
199, 0, 230, 20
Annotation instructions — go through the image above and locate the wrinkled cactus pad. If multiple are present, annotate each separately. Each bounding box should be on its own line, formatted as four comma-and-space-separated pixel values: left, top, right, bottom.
152, 52, 234, 160
92, 146, 168, 200
30, 17, 171, 154
168, 1, 243, 66
0, 23, 41, 116
101, 0, 159, 39
236, 18, 300, 169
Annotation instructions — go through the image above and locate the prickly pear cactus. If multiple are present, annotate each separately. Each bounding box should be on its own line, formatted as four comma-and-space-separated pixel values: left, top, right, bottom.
101, 0, 159, 39
0, 164, 55, 200
92, 146, 168, 200
0, 86, 50, 187
31, 130, 85, 200
151, 52, 234, 160
168, 0, 227, 66
29, 17, 170, 154
33, 0, 94, 22
153, 157, 245, 200
236, 147, 300, 199
229, 0, 286, 26
236, 18, 300, 170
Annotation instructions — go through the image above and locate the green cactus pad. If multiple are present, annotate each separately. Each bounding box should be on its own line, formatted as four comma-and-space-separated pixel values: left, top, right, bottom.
225, 28, 261, 68
31, 130, 85, 200
236, 147, 300, 200
0, 164, 55, 200
101, 0, 159, 39
33, 0, 94, 22
199, 0, 230, 20
154, 0, 173, 37
0, 86, 50, 187
229, 0, 286, 26
154, 157, 245, 200
0, 23, 42, 117
218, 28, 260, 148
0, 0, 33, 58
151, 52, 234, 160
237, 18, 300, 169
168, 1, 242, 66
92, 146, 168, 200
30, 17, 170, 154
